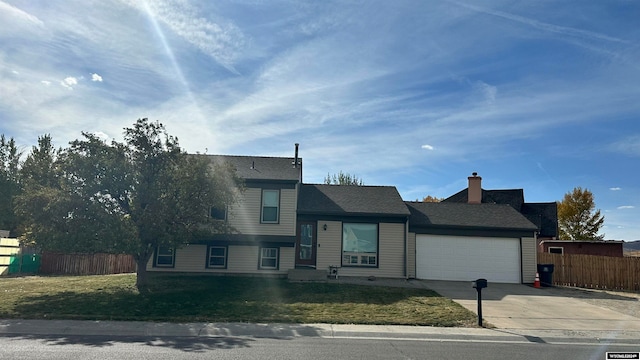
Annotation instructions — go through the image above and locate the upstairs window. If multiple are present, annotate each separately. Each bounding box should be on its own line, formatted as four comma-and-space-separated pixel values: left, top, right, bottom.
261, 189, 279, 223
210, 205, 227, 221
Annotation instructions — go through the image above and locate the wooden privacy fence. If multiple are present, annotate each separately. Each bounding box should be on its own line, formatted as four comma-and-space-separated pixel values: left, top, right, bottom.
40, 252, 137, 275
538, 253, 640, 292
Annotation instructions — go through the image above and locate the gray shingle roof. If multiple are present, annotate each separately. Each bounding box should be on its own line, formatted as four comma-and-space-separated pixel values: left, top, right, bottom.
405, 202, 538, 231
443, 188, 557, 237
206, 155, 300, 182
298, 184, 410, 217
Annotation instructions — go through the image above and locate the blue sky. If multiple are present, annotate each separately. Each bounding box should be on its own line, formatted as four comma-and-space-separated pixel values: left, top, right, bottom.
1, 1, 639, 240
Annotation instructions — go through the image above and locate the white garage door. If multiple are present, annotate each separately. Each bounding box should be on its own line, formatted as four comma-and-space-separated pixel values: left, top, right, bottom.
416, 235, 521, 283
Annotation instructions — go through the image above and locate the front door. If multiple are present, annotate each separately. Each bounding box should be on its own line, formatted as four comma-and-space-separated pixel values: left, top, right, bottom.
295, 222, 317, 268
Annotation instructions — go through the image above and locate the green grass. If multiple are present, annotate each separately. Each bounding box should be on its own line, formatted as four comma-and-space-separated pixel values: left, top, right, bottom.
0, 274, 477, 327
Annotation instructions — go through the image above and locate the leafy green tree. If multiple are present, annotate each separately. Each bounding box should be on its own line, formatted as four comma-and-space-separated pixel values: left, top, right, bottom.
0, 135, 22, 234
17, 119, 241, 290
557, 187, 605, 240
14, 135, 70, 247
324, 171, 364, 186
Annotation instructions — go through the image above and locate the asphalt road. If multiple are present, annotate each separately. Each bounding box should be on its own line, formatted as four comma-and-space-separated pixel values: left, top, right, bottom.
1, 334, 638, 360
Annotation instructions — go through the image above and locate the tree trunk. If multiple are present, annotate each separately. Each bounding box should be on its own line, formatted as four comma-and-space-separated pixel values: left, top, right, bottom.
135, 254, 152, 291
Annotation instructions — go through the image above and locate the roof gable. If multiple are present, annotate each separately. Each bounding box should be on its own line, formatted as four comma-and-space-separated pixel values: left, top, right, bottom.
298, 184, 410, 217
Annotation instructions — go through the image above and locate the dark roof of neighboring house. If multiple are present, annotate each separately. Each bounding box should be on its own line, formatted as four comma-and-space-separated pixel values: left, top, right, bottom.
298, 184, 411, 217
405, 202, 538, 231
443, 188, 525, 210
443, 188, 557, 237
206, 155, 300, 182
521, 202, 558, 238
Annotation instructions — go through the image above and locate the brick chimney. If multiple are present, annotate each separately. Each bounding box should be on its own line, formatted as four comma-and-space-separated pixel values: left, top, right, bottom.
468, 172, 482, 204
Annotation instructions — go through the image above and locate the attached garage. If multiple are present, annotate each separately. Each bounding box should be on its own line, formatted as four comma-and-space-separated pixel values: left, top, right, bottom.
405, 202, 539, 284
416, 235, 521, 283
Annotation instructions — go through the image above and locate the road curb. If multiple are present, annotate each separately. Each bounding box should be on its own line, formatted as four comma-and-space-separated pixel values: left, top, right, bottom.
1, 320, 639, 345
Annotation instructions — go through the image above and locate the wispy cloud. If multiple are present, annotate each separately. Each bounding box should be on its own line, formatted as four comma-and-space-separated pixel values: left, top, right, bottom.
421, 144, 435, 150
121, 0, 245, 73
0, 1, 43, 26
610, 136, 640, 157
618, 205, 635, 210
450, 1, 626, 44
610, 187, 621, 191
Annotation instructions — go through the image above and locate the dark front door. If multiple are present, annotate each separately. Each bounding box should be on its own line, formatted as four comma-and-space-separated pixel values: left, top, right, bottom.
295, 222, 317, 268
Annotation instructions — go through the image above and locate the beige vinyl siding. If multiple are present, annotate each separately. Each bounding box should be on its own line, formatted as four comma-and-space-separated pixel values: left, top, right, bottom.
147, 244, 293, 275
316, 221, 405, 278
407, 232, 416, 279
227, 187, 297, 236
521, 237, 537, 283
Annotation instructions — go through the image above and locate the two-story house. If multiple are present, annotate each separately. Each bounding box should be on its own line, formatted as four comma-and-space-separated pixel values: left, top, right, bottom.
148, 146, 551, 284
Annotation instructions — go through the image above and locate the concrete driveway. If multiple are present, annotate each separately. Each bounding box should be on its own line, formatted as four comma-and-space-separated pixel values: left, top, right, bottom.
422, 280, 640, 331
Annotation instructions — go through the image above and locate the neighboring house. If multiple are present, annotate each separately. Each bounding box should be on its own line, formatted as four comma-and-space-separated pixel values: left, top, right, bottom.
148, 148, 553, 284
539, 240, 624, 257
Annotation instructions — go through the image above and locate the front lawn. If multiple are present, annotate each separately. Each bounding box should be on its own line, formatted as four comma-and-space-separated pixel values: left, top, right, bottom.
0, 274, 476, 326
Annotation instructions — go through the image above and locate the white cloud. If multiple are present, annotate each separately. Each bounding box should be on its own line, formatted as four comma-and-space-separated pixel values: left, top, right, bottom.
93, 131, 110, 141
610, 187, 621, 191
11, 70, 19, 75
617, 205, 635, 209
41, 80, 51, 86
91, 73, 103, 82
60, 77, 78, 89
421, 144, 435, 150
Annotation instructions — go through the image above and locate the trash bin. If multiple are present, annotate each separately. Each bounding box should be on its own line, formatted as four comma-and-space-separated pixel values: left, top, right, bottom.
537, 264, 555, 287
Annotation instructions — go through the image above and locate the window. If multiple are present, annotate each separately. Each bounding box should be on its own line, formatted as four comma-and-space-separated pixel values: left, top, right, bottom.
261, 189, 279, 223
549, 247, 563, 255
260, 247, 278, 269
207, 246, 227, 268
154, 247, 175, 267
210, 206, 226, 221
342, 223, 378, 267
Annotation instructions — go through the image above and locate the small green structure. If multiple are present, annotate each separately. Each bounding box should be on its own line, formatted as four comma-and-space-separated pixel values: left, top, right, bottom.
8, 254, 41, 274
